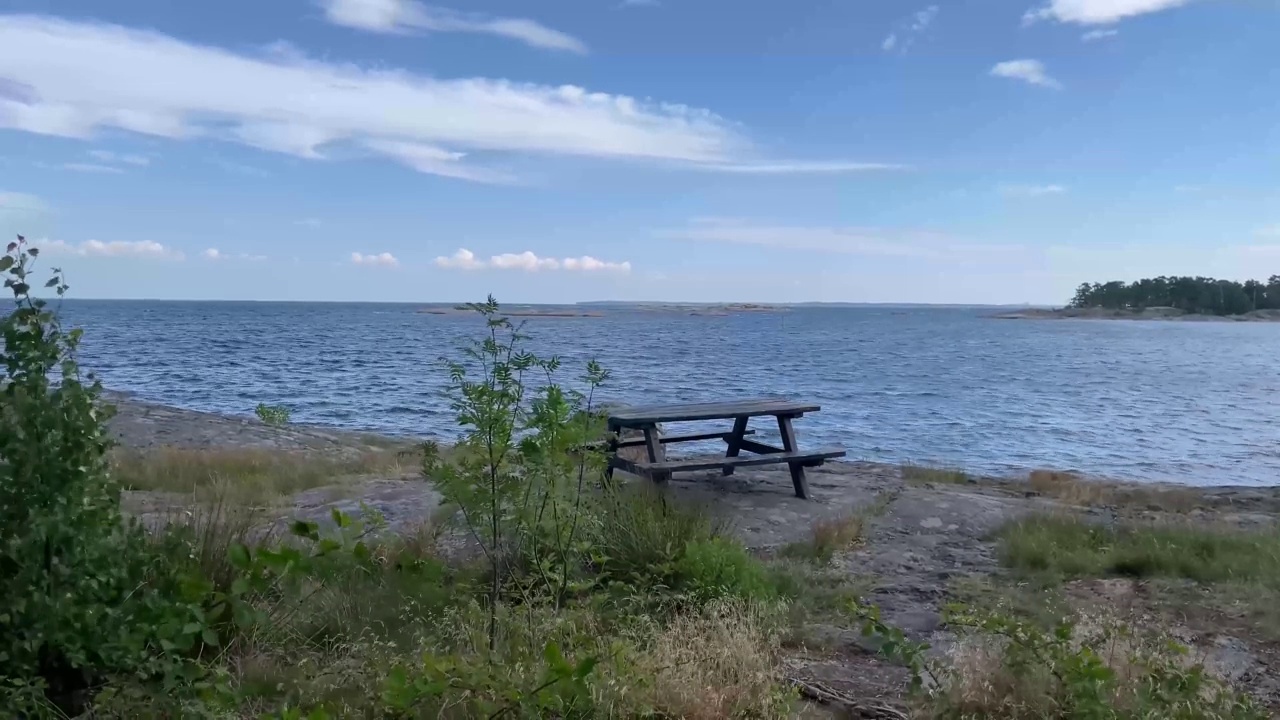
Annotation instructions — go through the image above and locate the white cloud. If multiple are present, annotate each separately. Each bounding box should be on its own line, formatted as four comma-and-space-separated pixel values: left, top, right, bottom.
0, 15, 890, 182
990, 59, 1062, 89
203, 247, 266, 260
293, 218, 323, 228
434, 248, 484, 270
1256, 225, 1280, 238
60, 162, 125, 174
490, 251, 562, 271
435, 248, 630, 273
1081, 28, 1119, 41
999, 183, 1067, 196
561, 256, 631, 272
351, 251, 399, 267
882, 5, 938, 53
45, 238, 182, 259
88, 149, 149, 165
362, 139, 516, 184
1024, 0, 1195, 25
318, 0, 587, 54
619, 0, 660, 7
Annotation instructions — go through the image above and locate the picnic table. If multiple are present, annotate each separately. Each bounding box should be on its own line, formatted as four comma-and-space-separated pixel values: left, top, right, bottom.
605, 398, 846, 499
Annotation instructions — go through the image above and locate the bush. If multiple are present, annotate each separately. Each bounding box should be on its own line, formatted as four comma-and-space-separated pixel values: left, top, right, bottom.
255, 403, 291, 427
0, 238, 208, 715
676, 537, 777, 604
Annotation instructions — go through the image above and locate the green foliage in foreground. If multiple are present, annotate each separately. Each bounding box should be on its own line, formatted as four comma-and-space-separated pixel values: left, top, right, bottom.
1, 237, 1269, 718
1069, 274, 1280, 315
255, 402, 292, 427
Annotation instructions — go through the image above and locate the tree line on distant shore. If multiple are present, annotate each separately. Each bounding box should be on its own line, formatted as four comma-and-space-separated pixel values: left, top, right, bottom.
1069, 275, 1280, 316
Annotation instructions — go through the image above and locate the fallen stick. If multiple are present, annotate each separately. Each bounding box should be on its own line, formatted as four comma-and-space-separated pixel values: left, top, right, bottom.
787, 677, 910, 720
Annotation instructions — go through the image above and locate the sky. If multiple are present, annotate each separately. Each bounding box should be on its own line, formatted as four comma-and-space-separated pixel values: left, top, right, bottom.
0, 0, 1277, 304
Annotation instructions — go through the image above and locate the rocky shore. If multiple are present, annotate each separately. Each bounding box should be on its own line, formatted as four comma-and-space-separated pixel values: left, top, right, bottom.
107, 395, 1280, 709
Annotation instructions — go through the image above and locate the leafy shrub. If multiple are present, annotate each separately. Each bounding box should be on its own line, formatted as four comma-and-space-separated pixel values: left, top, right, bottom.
256, 403, 291, 427
422, 296, 611, 648
0, 238, 210, 715
676, 537, 777, 604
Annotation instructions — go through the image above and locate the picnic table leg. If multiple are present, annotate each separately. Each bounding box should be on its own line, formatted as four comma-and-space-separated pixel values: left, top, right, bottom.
604, 420, 620, 482
643, 424, 670, 485
722, 416, 749, 476
776, 414, 810, 499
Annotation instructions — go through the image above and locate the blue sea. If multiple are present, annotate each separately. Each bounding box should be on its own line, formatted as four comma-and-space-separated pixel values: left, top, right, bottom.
56, 300, 1280, 487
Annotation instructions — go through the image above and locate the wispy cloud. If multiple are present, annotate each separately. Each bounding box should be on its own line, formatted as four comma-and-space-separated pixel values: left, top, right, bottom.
318, 0, 587, 54
0, 190, 47, 212
203, 247, 266, 261
659, 218, 950, 259
362, 139, 517, 184
88, 149, 150, 165
293, 218, 323, 228
435, 248, 631, 273
351, 251, 399, 267
1256, 225, 1280, 238
999, 183, 1067, 196
990, 59, 1062, 89
694, 160, 907, 175
59, 162, 126, 174
1081, 28, 1119, 41
0, 16, 889, 184
882, 5, 939, 53
1025, 0, 1196, 25
619, 0, 660, 7
45, 238, 183, 259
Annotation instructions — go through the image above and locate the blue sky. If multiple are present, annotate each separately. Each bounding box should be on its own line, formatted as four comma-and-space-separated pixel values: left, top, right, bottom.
0, 0, 1276, 304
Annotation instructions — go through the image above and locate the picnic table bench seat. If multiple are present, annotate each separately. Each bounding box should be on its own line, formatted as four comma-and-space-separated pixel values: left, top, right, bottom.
604, 398, 846, 499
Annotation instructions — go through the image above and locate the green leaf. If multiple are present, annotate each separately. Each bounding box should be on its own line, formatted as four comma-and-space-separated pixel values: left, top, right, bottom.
201, 628, 219, 647
0, 257, 12, 272
27, 247, 38, 257
45, 277, 58, 287
227, 542, 250, 568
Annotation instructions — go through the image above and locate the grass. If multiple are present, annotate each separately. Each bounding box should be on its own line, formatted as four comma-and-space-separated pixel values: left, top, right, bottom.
902, 464, 972, 485
111, 446, 416, 499
998, 514, 1280, 588
1026, 469, 1201, 512
779, 493, 891, 564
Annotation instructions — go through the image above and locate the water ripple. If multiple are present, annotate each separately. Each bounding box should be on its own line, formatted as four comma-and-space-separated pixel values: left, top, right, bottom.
57, 301, 1280, 487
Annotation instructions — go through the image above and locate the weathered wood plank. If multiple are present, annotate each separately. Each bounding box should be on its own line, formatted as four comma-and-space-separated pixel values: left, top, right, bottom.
607, 398, 818, 425
722, 416, 750, 477
612, 429, 756, 449
736, 438, 785, 455
634, 447, 846, 474
777, 415, 810, 499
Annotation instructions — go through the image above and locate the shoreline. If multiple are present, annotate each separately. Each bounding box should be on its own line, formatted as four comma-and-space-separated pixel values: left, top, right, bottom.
106, 393, 1280, 498
993, 307, 1280, 322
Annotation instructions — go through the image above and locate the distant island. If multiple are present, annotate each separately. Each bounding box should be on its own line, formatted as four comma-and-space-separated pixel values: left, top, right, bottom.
996, 275, 1280, 321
